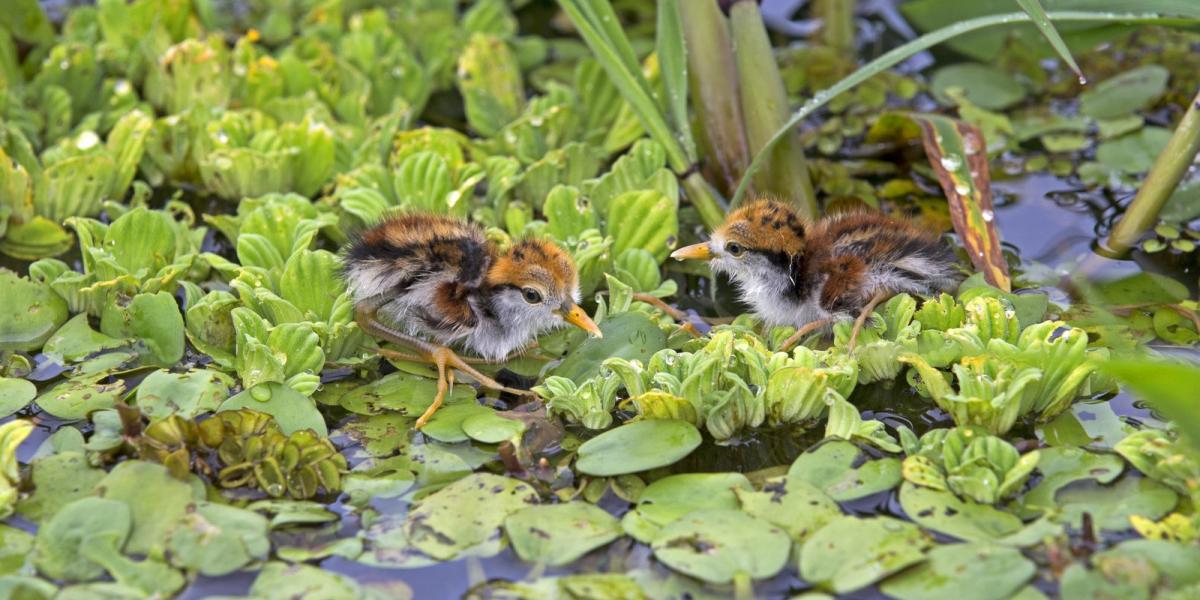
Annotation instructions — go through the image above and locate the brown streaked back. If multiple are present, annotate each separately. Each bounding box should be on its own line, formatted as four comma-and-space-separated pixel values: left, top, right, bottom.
486, 238, 579, 300
715, 199, 808, 256
343, 213, 495, 294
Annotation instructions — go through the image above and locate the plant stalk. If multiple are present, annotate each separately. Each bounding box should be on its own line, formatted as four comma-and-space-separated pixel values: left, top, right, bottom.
683, 171, 729, 231
729, 0, 818, 218
1105, 87, 1200, 255
679, 0, 750, 198
812, 0, 856, 61
732, 11, 1192, 206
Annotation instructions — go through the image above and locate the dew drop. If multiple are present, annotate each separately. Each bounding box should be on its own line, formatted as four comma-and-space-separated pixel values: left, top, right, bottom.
981, 209, 994, 223
76, 131, 101, 151
530, 116, 544, 127
940, 156, 962, 171
954, 183, 971, 195
251, 385, 272, 402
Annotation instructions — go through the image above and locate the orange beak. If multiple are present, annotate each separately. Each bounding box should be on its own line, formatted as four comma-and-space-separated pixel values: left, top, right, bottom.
558, 303, 603, 338
670, 242, 713, 261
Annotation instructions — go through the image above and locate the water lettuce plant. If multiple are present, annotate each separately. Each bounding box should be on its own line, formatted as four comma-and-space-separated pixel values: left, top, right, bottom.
0, 0, 1197, 597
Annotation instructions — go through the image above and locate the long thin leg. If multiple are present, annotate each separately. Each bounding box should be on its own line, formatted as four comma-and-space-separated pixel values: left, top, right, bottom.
416, 350, 451, 428
356, 302, 530, 397
779, 318, 833, 352
847, 290, 891, 351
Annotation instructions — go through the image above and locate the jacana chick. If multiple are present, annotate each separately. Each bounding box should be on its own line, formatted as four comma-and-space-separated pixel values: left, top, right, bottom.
672, 200, 959, 347
343, 213, 601, 427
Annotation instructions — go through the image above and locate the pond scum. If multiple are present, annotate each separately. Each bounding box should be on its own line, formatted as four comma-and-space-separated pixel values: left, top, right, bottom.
0, 0, 1199, 598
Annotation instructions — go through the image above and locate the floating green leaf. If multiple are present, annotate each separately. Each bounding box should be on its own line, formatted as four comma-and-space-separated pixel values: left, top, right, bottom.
651, 509, 789, 584
800, 516, 932, 594
575, 419, 702, 477
504, 503, 622, 566
787, 440, 902, 502
880, 543, 1036, 600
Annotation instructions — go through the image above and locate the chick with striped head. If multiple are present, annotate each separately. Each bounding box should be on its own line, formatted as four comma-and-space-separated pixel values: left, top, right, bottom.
343, 213, 601, 427
672, 200, 959, 347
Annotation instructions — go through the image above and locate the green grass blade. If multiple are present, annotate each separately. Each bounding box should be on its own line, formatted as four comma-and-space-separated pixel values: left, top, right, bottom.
656, 0, 696, 162
732, 11, 1198, 206
557, 0, 691, 172
1014, 0, 1085, 83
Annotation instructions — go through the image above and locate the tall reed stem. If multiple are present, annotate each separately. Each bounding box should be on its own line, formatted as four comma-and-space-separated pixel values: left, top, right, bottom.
1105, 87, 1200, 255
679, 0, 750, 197
729, 0, 817, 217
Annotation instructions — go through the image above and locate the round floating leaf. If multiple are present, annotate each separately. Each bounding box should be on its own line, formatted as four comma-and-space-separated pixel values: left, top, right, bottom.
0, 378, 35, 419
17, 452, 105, 522
42, 314, 130, 364
1095, 127, 1173, 175
880, 543, 1035, 600
575, 419, 702, 477
800, 516, 932, 594
34, 497, 131, 582
1080, 66, 1170, 120
337, 371, 474, 417
167, 502, 270, 576
404, 473, 539, 560
36, 377, 125, 421
1052, 475, 1177, 532
93, 460, 204, 556
504, 502, 622, 566
249, 562, 364, 600
135, 369, 232, 420
420, 402, 493, 443
787, 440, 902, 501
1016, 446, 1124, 519
622, 472, 753, 542
930, 63, 1026, 110
336, 414, 413, 458
899, 483, 1023, 542
0, 524, 33, 577
219, 382, 327, 436
1087, 272, 1189, 307
552, 312, 668, 383
651, 509, 789, 584
462, 410, 526, 444
0, 270, 68, 352
735, 476, 842, 543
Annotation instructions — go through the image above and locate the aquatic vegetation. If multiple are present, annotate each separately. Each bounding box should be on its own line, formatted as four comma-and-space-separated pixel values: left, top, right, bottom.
0, 0, 1198, 597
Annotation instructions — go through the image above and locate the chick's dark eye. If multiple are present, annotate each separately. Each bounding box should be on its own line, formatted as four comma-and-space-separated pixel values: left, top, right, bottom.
521, 287, 543, 304
725, 242, 745, 257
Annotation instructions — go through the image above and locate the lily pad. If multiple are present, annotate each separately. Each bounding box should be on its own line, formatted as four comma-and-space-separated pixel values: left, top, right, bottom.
337, 414, 413, 458
1080, 66, 1169, 120
622, 472, 753, 543
41, 314, 130, 363
1086, 272, 1189, 307
462, 410, 527, 443
167, 502, 270, 576
34, 497, 131, 582
1095, 127, 1172, 174
419, 401, 493, 443
219, 382, 328, 436
0, 526, 31, 578
504, 502, 622, 566
880, 543, 1035, 600
134, 368, 232, 420
1052, 475, 1177, 531
403, 473, 538, 560
249, 562, 364, 600
575, 419, 702, 477
787, 440, 902, 501
36, 377, 125, 421
17, 452, 106, 522
734, 476, 842, 543
0, 269, 68, 352
0, 378, 35, 418
92, 460, 204, 556
1016, 446, 1124, 519
651, 509, 789, 584
930, 63, 1026, 110
552, 312, 668, 383
336, 371, 474, 417
899, 483, 1024, 542
800, 516, 932, 594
